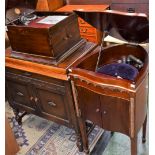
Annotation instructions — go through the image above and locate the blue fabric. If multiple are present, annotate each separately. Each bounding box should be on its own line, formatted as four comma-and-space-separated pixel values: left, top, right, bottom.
97, 63, 139, 81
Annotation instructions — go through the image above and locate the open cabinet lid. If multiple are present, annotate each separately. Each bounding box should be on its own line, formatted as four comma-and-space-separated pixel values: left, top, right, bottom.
74, 10, 149, 44
6, 0, 38, 24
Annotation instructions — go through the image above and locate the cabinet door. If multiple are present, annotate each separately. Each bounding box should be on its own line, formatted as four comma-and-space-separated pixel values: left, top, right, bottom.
76, 87, 102, 127
6, 79, 35, 111
100, 95, 130, 135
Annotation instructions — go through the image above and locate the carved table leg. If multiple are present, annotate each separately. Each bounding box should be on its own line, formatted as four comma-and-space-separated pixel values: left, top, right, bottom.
142, 115, 147, 143
76, 133, 83, 152
74, 124, 83, 152
13, 108, 19, 121
13, 109, 27, 125
131, 137, 137, 155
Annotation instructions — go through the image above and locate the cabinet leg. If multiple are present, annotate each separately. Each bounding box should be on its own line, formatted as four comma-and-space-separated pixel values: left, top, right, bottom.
13, 109, 27, 125
78, 118, 89, 154
75, 125, 83, 152
131, 137, 137, 155
142, 115, 147, 143
76, 134, 83, 152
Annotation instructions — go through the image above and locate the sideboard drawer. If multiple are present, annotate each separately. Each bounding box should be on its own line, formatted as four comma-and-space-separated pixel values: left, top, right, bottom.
6, 78, 35, 109
36, 88, 68, 120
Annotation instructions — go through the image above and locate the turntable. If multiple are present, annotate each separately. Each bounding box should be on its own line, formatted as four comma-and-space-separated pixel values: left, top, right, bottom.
69, 10, 149, 155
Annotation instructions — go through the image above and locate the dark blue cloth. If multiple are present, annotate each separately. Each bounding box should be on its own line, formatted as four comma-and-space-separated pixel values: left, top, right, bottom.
97, 63, 139, 81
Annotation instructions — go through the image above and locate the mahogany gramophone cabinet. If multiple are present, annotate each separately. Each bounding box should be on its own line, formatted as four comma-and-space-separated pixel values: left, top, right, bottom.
70, 10, 149, 155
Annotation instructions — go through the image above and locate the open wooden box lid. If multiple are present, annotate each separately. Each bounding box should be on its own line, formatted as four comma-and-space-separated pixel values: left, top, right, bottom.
6, 0, 38, 24
74, 10, 149, 44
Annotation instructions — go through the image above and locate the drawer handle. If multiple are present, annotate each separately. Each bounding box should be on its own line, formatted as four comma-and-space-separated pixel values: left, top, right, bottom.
34, 97, 38, 103
96, 108, 100, 113
127, 8, 135, 13
30, 96, 34, 101
68, 34, 72, 38
23, 72, 32, 76
48, 101, 56, 107
17, 92, 24, 96
81, 29, 87, 33
63, 37, 68, 40
103, 110, 107, 115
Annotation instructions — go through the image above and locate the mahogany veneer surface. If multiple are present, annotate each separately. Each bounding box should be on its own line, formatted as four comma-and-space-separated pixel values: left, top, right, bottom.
56, 5, 109, 44
5, 42, 96, 81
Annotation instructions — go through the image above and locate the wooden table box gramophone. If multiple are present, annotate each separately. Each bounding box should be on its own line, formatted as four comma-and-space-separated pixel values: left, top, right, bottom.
6, 0, 83, 65
69, 10, 149, 155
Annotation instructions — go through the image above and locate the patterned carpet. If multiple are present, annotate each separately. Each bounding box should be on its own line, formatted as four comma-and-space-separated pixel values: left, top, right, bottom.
6, 103, 104, 155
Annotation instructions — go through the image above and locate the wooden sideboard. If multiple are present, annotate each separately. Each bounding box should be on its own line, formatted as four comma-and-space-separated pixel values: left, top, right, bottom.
56, 5, 109, 44
5, 42, 96, 152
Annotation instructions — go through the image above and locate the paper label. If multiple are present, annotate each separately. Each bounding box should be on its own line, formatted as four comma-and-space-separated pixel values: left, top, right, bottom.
37, 15, 68, 25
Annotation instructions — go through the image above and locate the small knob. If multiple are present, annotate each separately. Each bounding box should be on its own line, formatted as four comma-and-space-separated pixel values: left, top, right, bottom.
34, 97, 38, 102
96, 108, 100, 113
68, 34, 72, 38
63, 37, 68, 40
103, 110, 107, 115
48, 101, 56, 107
23, 72, 32, 76
30, 96, 33, 101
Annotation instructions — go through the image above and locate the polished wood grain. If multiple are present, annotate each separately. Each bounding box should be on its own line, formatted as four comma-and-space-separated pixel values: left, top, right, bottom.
6, 55, 67, 80
56, 5, 109, 12
48, 0, 64, 11
5, 42, 96, 81
36, 0, 49, 11
36, 0, 64, 11
56, 5, 109, 44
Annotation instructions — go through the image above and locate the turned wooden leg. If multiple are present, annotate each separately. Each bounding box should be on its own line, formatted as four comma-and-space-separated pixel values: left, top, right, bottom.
131, 137, 137, 155
13, 108, 19, 120
75, 124, 83, 152
76, 134, 83, 152
142, 115, 147, 143
78, 118, 89, 154
13, 109, 27, 125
